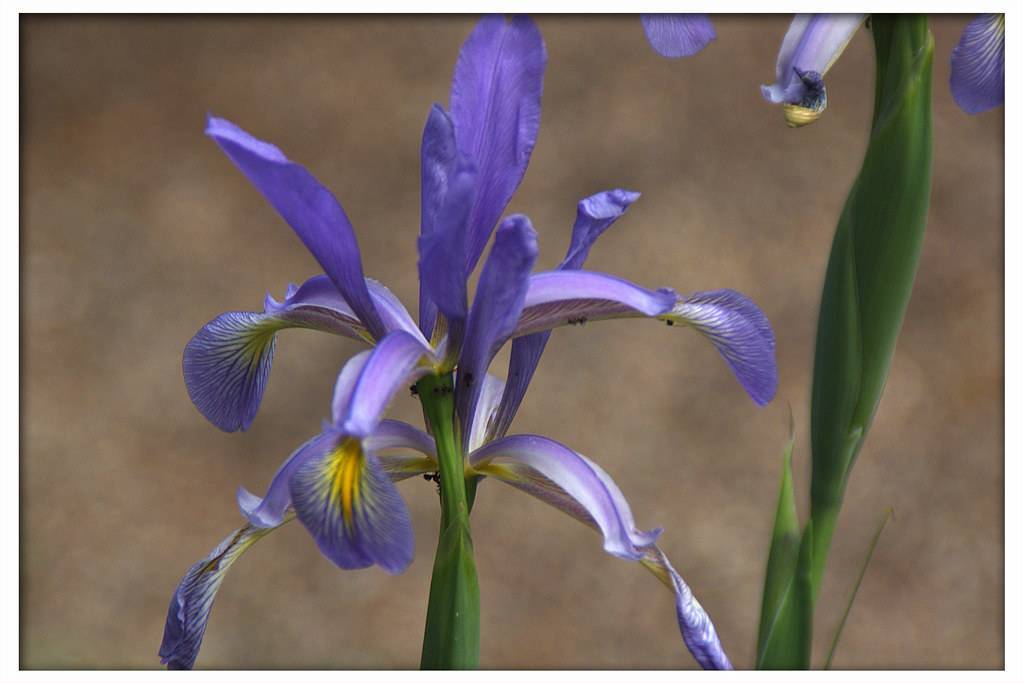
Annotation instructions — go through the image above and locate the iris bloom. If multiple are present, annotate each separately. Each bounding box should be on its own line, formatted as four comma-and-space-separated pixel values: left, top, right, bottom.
160, 15, 777, 670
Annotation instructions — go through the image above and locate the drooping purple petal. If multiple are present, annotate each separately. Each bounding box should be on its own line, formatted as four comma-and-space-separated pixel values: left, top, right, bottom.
491, 190, 641, 441
760, 14, 864, 105
640, 14, 716, 58
669, 289, 777, 406
641, 546, 733, 670
290, 439, 414, 574
470, 434, 661, 560
950, 14, 1005, 114
512, 270, 677, 337
456, 215, 538, 448
339, 331, 435, 438
238, 418, 434, 530
159, 523, 279, 669
182, 274, 417, 433
205, 115, 388, 341
418, 105, 477, 351
450, 15, 546, 274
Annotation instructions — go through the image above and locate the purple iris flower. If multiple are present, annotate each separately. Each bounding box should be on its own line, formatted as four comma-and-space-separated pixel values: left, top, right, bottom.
161, 14, 777, 671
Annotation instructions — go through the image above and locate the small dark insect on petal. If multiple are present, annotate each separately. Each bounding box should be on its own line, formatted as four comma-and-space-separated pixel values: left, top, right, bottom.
665, 319, 675, 326
409, 384, 419, 397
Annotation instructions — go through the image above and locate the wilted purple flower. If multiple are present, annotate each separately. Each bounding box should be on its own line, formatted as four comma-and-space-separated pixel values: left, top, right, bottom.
760, 13, 1005, 125
641, 14, 717, 58
950, 14, 1005, 114
760, 14, 865, 127
161, 14, 776, 671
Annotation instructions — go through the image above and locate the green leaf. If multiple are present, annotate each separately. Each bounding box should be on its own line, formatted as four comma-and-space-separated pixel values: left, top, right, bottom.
808, 14, 933, 596
758, 520, 815, 670
824, 506, 894, 669
756, 412, 801, 666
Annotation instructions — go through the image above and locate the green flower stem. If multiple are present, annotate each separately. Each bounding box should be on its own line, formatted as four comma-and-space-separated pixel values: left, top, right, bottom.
418, 372, 480, 670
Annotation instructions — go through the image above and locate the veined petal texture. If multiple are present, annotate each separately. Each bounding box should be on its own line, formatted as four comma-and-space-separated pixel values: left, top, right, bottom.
641, 546, 733, 670
205, 115, 388, 341
667, 289, 778, 406
470, 434, 661, 560
950, 14, 1005, 114
290, 437, 415, 573
182, 275, 422, 433
450, 15, 546, 274
641, 14, 716, 58
159, 522, 280, 670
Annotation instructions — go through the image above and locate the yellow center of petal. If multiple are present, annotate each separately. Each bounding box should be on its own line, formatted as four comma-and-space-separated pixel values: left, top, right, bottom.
327, 439, 364, 527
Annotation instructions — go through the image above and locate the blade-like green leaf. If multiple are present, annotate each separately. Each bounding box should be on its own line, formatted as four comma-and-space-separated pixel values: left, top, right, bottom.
824, 506, 894, 669
756, 412, 801, 666
809, 14, 933, 596
758, 520, 815, 670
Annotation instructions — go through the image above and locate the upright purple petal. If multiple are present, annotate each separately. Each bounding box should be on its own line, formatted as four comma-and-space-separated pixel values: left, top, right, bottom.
668, 289, 777, 406
950, 14, 1005, 114
159, 523, 279, 669
290, 438, 415, 574
205, 115, 388, 341
491, 190, 641, 441
418, 105, 477, 350
450, 15, 546, 274
641, 546, 733, 670
469, 434, 661, 560
456, 215, 538, 447
641, 15, 716, 58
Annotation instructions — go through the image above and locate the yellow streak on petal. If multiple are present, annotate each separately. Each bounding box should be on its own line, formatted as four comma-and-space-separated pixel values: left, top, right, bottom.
325, 439, 364, 528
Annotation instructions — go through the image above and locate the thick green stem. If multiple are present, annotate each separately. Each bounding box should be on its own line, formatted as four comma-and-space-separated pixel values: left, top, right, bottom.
417, 373, 480, 669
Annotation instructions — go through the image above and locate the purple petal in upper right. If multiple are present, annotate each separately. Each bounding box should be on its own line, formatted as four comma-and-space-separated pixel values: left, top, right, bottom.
670, 289, 777, 406
450, 15, 546, 274
640, 15, 716, 58
950, 14, 1005, 114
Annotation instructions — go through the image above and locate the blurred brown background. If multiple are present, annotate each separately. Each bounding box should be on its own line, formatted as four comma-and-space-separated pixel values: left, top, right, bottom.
21, 15, 1003, 669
